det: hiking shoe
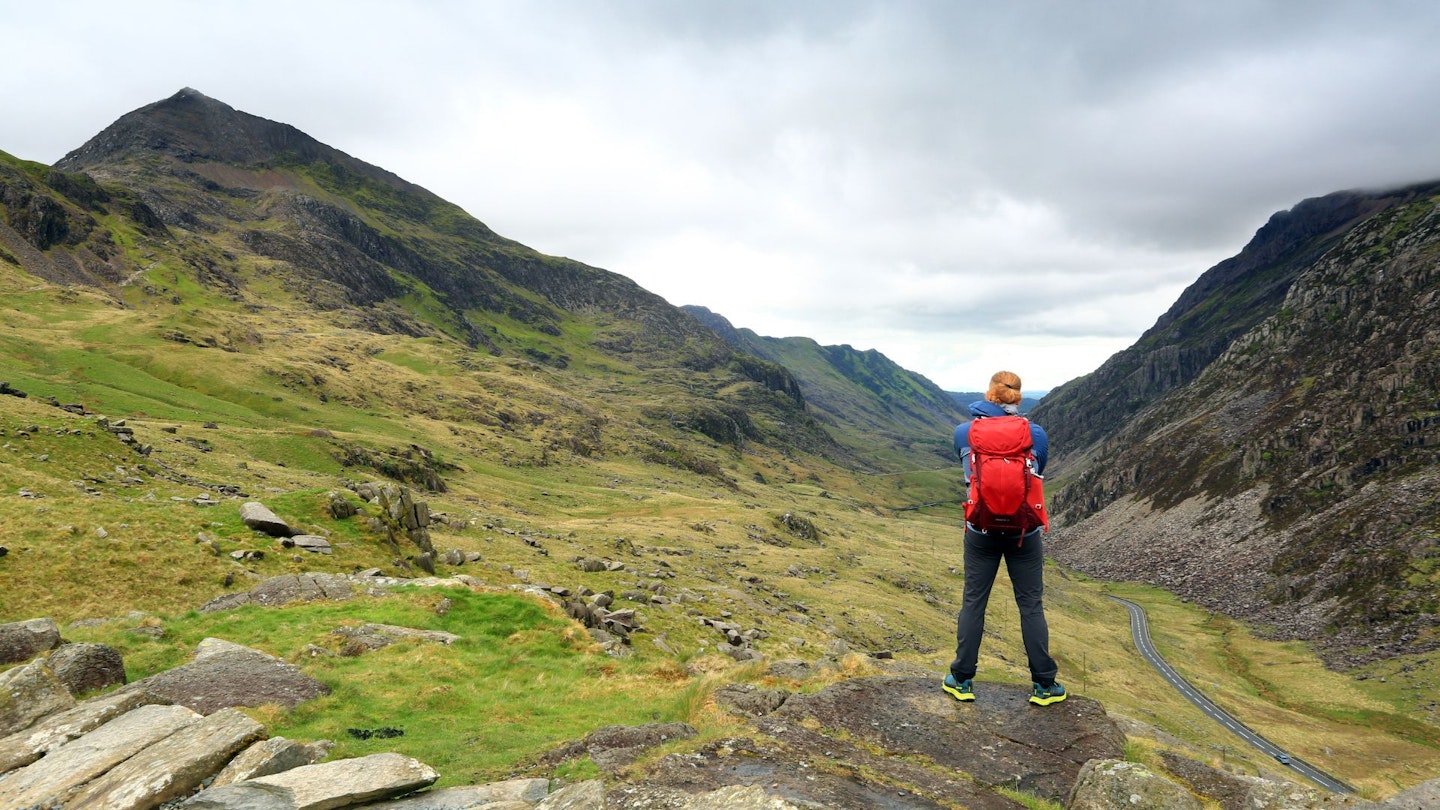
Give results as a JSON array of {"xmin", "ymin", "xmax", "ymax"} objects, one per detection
[
  {"xmin": 942, "ymin": 674, "xmax": 975, "ymax": 702},
  {"xmin": 1029, "ymin": 681, "xmax": 1067, "ymax": 706}
]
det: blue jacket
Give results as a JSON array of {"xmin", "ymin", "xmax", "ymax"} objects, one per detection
[{"xmin": 953, "ymin": 401, "xmax": 1049, "ymax": 482}]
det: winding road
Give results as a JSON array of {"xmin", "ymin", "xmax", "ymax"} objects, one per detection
[{"xmin": 1108, "ymin": 596, "xmax": 1355, "ymax": 794}]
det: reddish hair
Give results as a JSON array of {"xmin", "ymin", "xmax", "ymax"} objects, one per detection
[{"xmin": 985, "ymin": 371, "xmax": 1023, "ymax": 406}]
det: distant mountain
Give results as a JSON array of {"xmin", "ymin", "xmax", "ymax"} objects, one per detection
[
  {"xmin": 1040, "ymin": 181, "xmax": 1440, "ymax": 666},
  {"xmin": 947, "ymin": 391, "xmax": 1044, "ymax": 415},
  {"xmin": 683, "ymin": 306, "xmax": 965, "ymax": 466}
]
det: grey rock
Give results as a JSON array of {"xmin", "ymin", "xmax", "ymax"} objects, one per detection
[
  {"xmin": 199, "ymin": 573, "xmax": 374, "ymax": 613},
  {"xmin": 370, "ymin": 778, "xmax": 550, "ymax": 808},
  {"xmin": 0, "ymin": 658, "xmax": 75, "ymax": 737},
  {"xmin": 0, "ymin": 687, "xmax": 166, "ymax": 774},
  {"xmin": 714, "ymin": 683, "xmax": 790, "ymax": 716},
  {"xmin": 286, "ymin": 534, "xmax": 334, "ymax": 554},
  {"xmin": 0, "ymin": 617, "xmax": 61, "ymax": 665},
  {"xmin": 182, "ymin": 751, "xmax": 439, "ymax": 809},
  {"xmin": 48, "ymin": 641, "xmax": 127, "ymax": 695},
  {"xmin": 535, "ymin": 780, "xmax": 606, "ymax": 810},
  {"xmin": 241, "ymin": 501, "xmax": 293, "ymax": 537},
  {"xmin": 1068, "ymin": 759, "xmax": 1203, "ymax": 810},
  {"xmin": 121, "ymin": 637, "xmax": 329, "ymax": 714},
  {"xmin": 686, "ymin": 784, "xmax": 807, "ymax": 809},
  {"xmin": 328, "ymin": 491, "xmax": 359, "ymax": 519},
  {"xmin": 66, "ymin": 706, "xmax": 266, "ymax": 809},
  {"xmin": 1387, "ymin": 777, "xmax": 1440, "ymax": 809},
  {"xmin": 210, "ymin": 736, "xmax": 329, "ymax": 787},
  {"xmin": 0, "ymin": 703, "xmax": 200, "ymax": 808}
]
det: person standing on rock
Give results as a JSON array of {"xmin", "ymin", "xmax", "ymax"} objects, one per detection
[{"xmin": 943, "ymin": 370, "xmax": 1066, "ymax": 706}]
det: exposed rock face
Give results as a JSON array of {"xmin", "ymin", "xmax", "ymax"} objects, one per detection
[
  {"xmin": 182, "ymin": 751, "xmax": 438, "ymax": 809},
  {"xmin": 1043, "ymin": 185, "xmax": 1440, "ymax": 664}
]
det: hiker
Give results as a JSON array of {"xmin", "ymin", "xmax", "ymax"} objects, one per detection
[{"xmin": 942, "ymin": 370, "xmax": 1066, "ymax": 706}]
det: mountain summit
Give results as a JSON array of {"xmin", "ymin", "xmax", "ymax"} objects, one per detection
[{"xmin": 57, "ymin": 88, "xmax": 419, "ymax": 196}]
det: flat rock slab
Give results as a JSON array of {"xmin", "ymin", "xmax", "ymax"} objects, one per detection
[
  {"xmin": 0, "ymin": 703, "xmax": 200, "ymax": 808},
  {"xmin": 0, "ymin": 687, "xmax": 168, "ymax": 775},
  {"xmin": 369, "ymin": 778, "xmax": 550, "ymax": 808},
  {"xmin": 611, "ymin": 675, "xmax": 1124, "ymax": 809},
  {"xmin": 66, "ymin": 706, "xmax": 266, "ymax": 809},
  {"xmin": 182, "ymin": 751, "xmax": 439, "ymax": 809},
  {"xmin": 121, "ymin": 637, "xmax": 330, "ymax": 714}
]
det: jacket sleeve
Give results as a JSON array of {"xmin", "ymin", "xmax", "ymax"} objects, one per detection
[
  {"xmin": 953, "ymin": 422, "xmax": 973, "ymax": 482},
  {"xmin": 1030, "ymin": 422, "xmax": 1049, "ymax": 475}
]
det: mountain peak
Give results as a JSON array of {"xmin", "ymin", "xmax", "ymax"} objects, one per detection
[{"xmin": 54, "ymin": 89, "xmax": 420, "ymax": 195}]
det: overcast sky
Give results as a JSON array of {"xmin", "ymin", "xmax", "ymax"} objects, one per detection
[{"xmin": 5, "ymin": 1, "xmax": 1440, "ymax": 391}]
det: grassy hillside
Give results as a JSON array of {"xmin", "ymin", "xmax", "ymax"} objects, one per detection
[
  {"xmin": 1, "ymin": 278, "xmax": 1437, "ymax": 797},
  {"xmin": 1, "ymin": 91, "xmax": 1437, "ymax": 800}
]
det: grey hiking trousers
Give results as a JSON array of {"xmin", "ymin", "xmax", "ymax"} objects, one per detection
[{"xmin": 949, "ymin": 525, "xmax": 1058, "ymax": 686}]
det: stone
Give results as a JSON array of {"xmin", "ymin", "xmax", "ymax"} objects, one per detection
[
  {"xmin": 286, "ymin": 534, "xmax": 333, "ymax": 554},
  {"xmin": 370, "ymin": 778, "xmax": 550, "ymax": 808},
  {"xmin": 181, "ymin": 751, "xmax": 439, "ymax": 809},
  {"xmin": 0, "ymin": 659, "xmax": 75, "ymax": 737},
  {"xmin": 0, "ymin": 688, "xmax": 168, "ymax": 774},
  {"xmin": 1387, "ymin": 777, "xmax": 1440, "ymax": 809},
  {"xmin": 534, "ymin": 779, "xmax": 606, "ymax": 810},
  {"xmin": 714, "ymin": 683, "xmax": 790, "ymax": 716},
  {"xmin": 65, "ymin": 706, "xmax": 266, "ymax": 809},
  {"xmin": 1068, "ymin": 759, "xmax": 1203, "ymax": 810},
  {"xmin": 209, "ymin": 736, "xmax": 329, "ymax": 787},
  {"xmin": 0, "ymin": 703, "xmax": 200, "ymax": 808},
  {"xmin": 48, "ymin": 641, "xmax": 127, "ymax": 695},
  {"xmin": 0, "ymin": 617, "xmax": 62, "ymax": 665},
  {"xmin": 687, "ymin": 784, "xmax": 807, "ymax": 809},
  {"xmin": 120, "ymin": 637, "xmax": 329, "ymax": 714},
  {"xmin": 240, "ymin": 501, "xmax": 293, "ymax": 537}
]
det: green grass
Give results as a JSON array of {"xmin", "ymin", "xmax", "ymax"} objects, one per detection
[{"xmin": 63, "ymin": 587, "xmax": 705, "ymax": 786}]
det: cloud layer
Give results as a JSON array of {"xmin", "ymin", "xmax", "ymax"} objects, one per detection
[{"xmin": 5, "ymin": 0, "xmax": 1440, "ymax": 389}]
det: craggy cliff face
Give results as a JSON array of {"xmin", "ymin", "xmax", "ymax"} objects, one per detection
[{"xmin": 1040, "ymin": 185, "xmax": 1440, "ymax": 666}]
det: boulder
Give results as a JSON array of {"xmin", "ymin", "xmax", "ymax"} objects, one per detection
[
  {"xmin": 121, "ymin": 637, "xmax": 329, "ymax": 714},
  {"xmin": 1068, "ymin": 759, "xmax": 1203, "ymax": 810},
  {"xmin": 0, "ymin": 617, "xmax": 61, "ymax": 665},
  {"xmin": 285, "ymin": 534, "xmax": 333, "ymax": 554},
  {"xmin": 240, "ymin": 501, "xmax": 293, "ymax": 537},
  {"xmin": 181, "ymin": 751, "xmax": 439, "ymax": 808},
  {"xmin": 0, "ymin": 659, "xmax": 75, "ymax": 737},
  {"xmin": 48, "ymin": 641, "xmax": 127, "ymax": 695}
]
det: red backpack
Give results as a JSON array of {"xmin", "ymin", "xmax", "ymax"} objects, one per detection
[{"xmin": 964, "ymin": 415, "xmax": 1049, "ymax": 536}]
